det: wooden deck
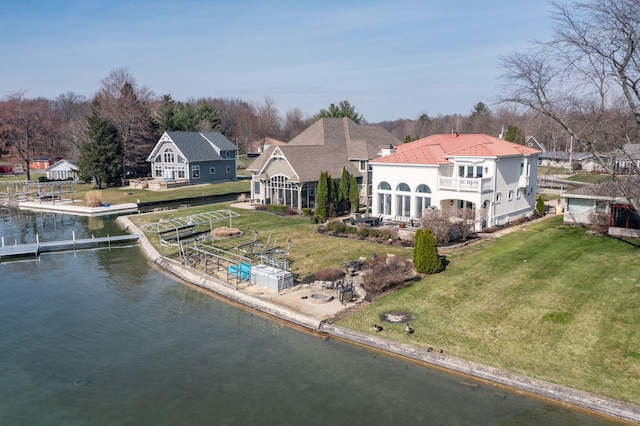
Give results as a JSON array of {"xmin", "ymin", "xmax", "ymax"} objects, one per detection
[{"xmin": 0, "ymin": 234, "xmax": 141, "ymax": 259}]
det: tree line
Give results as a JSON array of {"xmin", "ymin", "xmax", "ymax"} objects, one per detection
[{"xmin": 1, "ymin": 0, "xmax": 638, "ymax": 200}]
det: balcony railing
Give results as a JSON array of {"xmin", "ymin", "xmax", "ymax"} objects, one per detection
[{"xmin": 438, "ymin": 176, "xmax": 493, "ymax": 192}]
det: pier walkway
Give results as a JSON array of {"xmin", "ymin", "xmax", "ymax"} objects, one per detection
[{"xmin": 0, "ymin": 234, "xmax": 141, "ymax": 260}]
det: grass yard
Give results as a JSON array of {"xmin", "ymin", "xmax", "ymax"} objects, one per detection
[
  {"xmin": 71, "ymin": 180, "xmax": 250, "ymax": 206},
  {"xmin": 129, "ymin": 199, "xmax": 640, "ymax": 405},
  {"xmin": 338, "ymin": 216, "xmax": 640, "ymax": 405},
  {"xmin": 129, "ymin": 202, "xmax": 410, "ymax": 281}
]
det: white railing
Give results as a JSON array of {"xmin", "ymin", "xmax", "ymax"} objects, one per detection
[{"xmin": 438, "ymin": 176, "xmax": 492, "ymax": 192}]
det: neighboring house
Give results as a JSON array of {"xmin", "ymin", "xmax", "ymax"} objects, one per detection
[
  {"xmin": 247, "ymin": 137, "xmax": 286, "ymax": 158},
  {"xmin": 30, "ymin": 156, "xmax": 62, "ymax": 170},
  {"xmin": 147, "ymin": 132, "xmax": 238, "ymax": 185},
  {"xmin": 247, "ymin": 117, "xmax": 401, "ymax": 212},
  {"xmin": 563, "ymin": 176, "xmax": 640, "ymax": 238},
  {"xmin": 527, "ymin": 136, "xmax": 604, "ymax": 172},
  {"xmin": 46, "ymin": 159, "xmax": 79, "ymax": 180},
  {"xmin": 611, "ymin": 143, "xmax": 640, "ymax": 172},
  {"xmin": 369, "ymin": 133, "xmax": 541, "ymax": 230}
]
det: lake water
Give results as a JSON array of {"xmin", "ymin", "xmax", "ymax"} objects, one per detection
[{"xmin": 0, "ymin": 209, "xmax": 618, "ymax": 425}]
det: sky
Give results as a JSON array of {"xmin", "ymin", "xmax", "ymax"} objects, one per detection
[{"xmin": 1, "ymin": 0, "xmax": 560, "ymax": 123}]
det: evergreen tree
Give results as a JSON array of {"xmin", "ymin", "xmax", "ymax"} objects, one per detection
[
  {"xmin": 349, "ymin": 175, "xmax": 360, "ymax": 213},
  {"xmin": 315, "ymin": 171, "xmax": 329, "ymax": 221},
  {"xmin": 79, "ymin": 101, "xmax": 123, "ymax": 189},
  {"xmin": 536, "ymin": 196, "xmax": 546, "ymax": 216},
  {"xmin": 413, "ymin": 228, "xmax": 444, "ymax": 274},
  {"xmin": 312, "ymin": 100, "xmax": 364, "ymax": 124},
  {"xmin": 338, "ymin": 167, "xmax": 350, "ymax": 214},
  {"xmin": 504, "ymin": 125, "xmax": 525, "ymax": 144}
]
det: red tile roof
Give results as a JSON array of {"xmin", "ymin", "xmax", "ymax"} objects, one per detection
[{"xmin": 371, "ymin": 133, "xmax": 541, "ymax": 165}]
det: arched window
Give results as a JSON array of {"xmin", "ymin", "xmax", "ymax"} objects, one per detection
[
  {"xmin": 396, "ymin": 183, "xmax": 410, "ymax": 217},
  {"xmin": 377, "ymin": 181, "xmax": 392, "ymax": 215},
  {"xmin": 415, "ymin": 184, "xmax": 432, "ymax": 218}
]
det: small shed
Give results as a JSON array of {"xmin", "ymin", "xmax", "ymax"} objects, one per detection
[{"xmin": 46, "ymin": 159, "xmax": 79, "ymax": 180}]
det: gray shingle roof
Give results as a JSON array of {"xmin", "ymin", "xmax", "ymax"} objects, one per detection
[
  {"xmin": 165, "ymin": 132, "xmax": 237, "ymax": 162},
  {"xmin": 247, "ymin": 118, "xmax": 400, "ymax": 182},
  {"xmin": 567, "ymin": 176, "xmax": 640, "ymax": 200}
]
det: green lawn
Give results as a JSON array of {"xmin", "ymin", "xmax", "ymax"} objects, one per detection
[
  {"xmin": 129, "ymin": 200, "xmax": 640, "ymax": 405},
  {"xmin": 129, "ymin": 203, "xmax": 410, "ymax": 281},
  {"xmin": 338, "ymin": 216, "xmax": 640, "ymax": 405}
]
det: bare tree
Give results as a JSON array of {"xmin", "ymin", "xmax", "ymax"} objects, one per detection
[
  {"xmin": 283, "ymin": 108, "xmax": 310, "ymax": 141},
  {"xmin": 256, "ymin": 96, "xmax": 282, "ymax": 151},
  {"xmin": 0, "ymin": 92, "xmax": 55, "ymax": 180},
  {"xmin": 420, "ymin": 208, "xmax": 452, "ymax": 243},
  {"xmin": 500, "ymin": 0, "xmax": 640, "ymax": 210},
  {"xmin": 54, "ymin": 92, "xmax": 90, "ymax": 158},
  {"xmin": 96, "ymin": 68, "xmax": 156, "ymax": 185}
]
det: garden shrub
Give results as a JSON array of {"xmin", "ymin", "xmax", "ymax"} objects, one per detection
[
  {"xmin": 413, "ymin": 228, "xmax": 444, "ymax": 274},
  {"xmin": 302, "ymin": 208, "xmax": 313, "ymax": 216},
  {"xmin": 267, "ymin": 204, "xmax": 286, "ymax": 213},
  {"xmin": 86, "ymin": 191, "xmax": 102, "ymax": 207},
  {"xmin": 314, "ymin": 267, "xmax": 345, "ymax": 281},
  {"xmin": 536, "ymin": 196, "xmax": 546, "ymax": 216},
  {"xmin": 361, "ymin": 255, "xmax": 416, "ymax": 296}
]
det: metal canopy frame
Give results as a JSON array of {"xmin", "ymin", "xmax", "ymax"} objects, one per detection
[{"xmin": 140, "ymin": 209, "xmax": 240, "ymax": 233}]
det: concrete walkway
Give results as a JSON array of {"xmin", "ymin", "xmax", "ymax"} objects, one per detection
[{"xmin": 116, "ymin": 214, "xmax": 640, "ymax": 424}]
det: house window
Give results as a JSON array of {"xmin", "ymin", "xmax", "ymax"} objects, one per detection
[
  {"xmin": 520, "ymin": 162, "xmax": 524, "ymax": 176},
  {"xmin": 508, "ymin": 190, "xmax": 514, "ymax": 201},
  {"xmin": 210, "ymin": 167, "xmax": 216, "ymax": 174},
  {"xmin": 476, "ymin": 166, "xmax": 483, "ymax": 178},
  {"xmin": 154, "ymin": 166, "xmax": 163, "ymax": 177},
  {"xmin": 226, "ymin": 166, "xmax": 231, "ymax": 173},
  {"xmin": 192, "ymin": 165, "xmax": 200, "ymax": 178},
  {"xmin": 226, "ymin": 151, "xmax": 230, "ymax": 158},
  {"xmin": 396, "ymin": 183, "xmax": 411, "ymax": 217},
  {"xmin": 415, "ymin": 184, "xmax": 431, "ymax": 217},
  {"xmin": 163, "ymin": 148, "xmax": 175, "ymax": 163},
  {"xmin": 516, "ymin": 189, "xmax": 522, "ymax": 199},
  {"xmin": 154, "ymin": 154, "xmax": 161, "ymax": 163},
  {"xmin": 377, "ymin": 181, "xmax": 392, "ymax": 215},
  {"xmin": 496, "ymin": 192, "xmax": 502, "ymax": 203},
  {"xmin": 177, "ymin": 167, "xmax": 185, "ymax": 179},
  {"xmin": 359, "ymin": 160, "xmax": 367, "ymax": 171}
]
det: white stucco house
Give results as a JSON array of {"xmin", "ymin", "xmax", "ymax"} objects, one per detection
[{"xmin": 369, "ymin": 133, "xmax": 541, "ymax": 230}]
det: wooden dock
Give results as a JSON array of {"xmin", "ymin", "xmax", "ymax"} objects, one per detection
[{"xmin": 0, "ymin": 234, "xmax": 141, "ymax": 260}]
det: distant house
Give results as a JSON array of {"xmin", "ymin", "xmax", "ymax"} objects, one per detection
[
  {"xmin": 563, "ymin": 176, "xmax": 640, "ymax": 238},
  {"xmin": 528, "ymin": 136, "xmax": 603, "ymax": 172},
  {"xmin": 247, "ymin": 137, "xmax": 286, "ymax": 158},
  {"xmin": 30, "ymin": 156, "xmax": 62, "ymax": 171},
  {"xmin": 369, "ymin": 133, "xmax": 541, "ymax": 230},
  {"xmin": 247, "ymin": 118, "xmax": 401, "ymax": 211},
  {"xmin": 146, "ymin": 132, "xmax": 238, "ymax": 185},
  {"xmin": 611, "ymin": 143, "xmax": 640, "ymax": 172},
  {"xmin": 46, "ymin": 159, "xmax": 78, "ymax": 180}
]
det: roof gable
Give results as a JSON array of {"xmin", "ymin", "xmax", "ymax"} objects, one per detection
[{"xmin": 149, "ymin": 131, "xmax": 237, "ymax": 163}]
